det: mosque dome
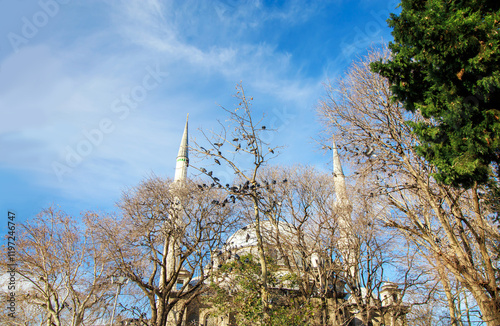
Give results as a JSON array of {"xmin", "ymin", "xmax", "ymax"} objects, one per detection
[
  {"xmin": 223, "ymin": 220, "xmax": 299, "ymax": 251},
  {"xmin": 214, "ymin": 220, "xmax": 323, "ymax": 270}
]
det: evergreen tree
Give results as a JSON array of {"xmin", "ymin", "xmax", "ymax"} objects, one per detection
[{"xmin": 371, "ymin": 0, "xmax": 500, "ymax": 187}]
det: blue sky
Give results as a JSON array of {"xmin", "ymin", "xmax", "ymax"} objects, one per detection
[{"xmin": 0, "ymin": 0, "xmax": 398, "ymax": 228}]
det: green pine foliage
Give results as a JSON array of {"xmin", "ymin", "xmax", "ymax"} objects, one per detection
[{"xmin": 371, "ymin": 0, "xmax": 500, "ymax": 187}]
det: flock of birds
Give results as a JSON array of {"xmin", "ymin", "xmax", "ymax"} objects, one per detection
[
  {"xmin": 198, "ymin": 127, "xmax": 273, "ymax": 158},
  {"xmin": 193, "ymin": 133, "xmax": 289, "ymax": 207},
  {"xmin": 196, "ymin": 179, "xmax": 289, "ymax": 207}
]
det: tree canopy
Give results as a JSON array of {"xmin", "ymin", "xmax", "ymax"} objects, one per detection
[{"xmin": 371, "ymin": 0, "xmax": 500, "ymax": 187}]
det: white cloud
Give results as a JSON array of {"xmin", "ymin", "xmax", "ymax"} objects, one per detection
[
  {"xmin": 0, "ymin": 0, "xmax": 336, "ymax": 206},
  {"xmin": 108, "ymin": 0, "xmax": 320, "ymax": 86}
]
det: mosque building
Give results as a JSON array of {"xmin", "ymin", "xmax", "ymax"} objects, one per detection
[{"xmin": 166, "ymin": 115, "xmax": 408, "ymax": 326}]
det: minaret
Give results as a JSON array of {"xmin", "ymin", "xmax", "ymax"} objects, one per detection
[
  {"xmin": 174, "ymin": 114, "xmax": 189, "ymax": 182},
  {"xmin": 332, "ymin": 136, "xmax": 351, "ymax": 210},
  {"xmin": 332, "ymin": 136, "xmax": 357, "ymax": 282},
  {"xmin": 161, "ymin": 114, "xmax": 189, "ymax": 291}
]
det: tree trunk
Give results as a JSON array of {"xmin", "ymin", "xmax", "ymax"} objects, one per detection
[
  {"xmin": 253, "ymin": 197, "xmax": 269, "ymax": 323},
  {"xmin": 436, "ymin": 262, "xmax": 458, "ymax": 326},
  {"xmin": 476, "ymin": 296, "xmax": 500, "ymax": 326},
  {"xmin": 174, "ymin": 303, "xmax": 186, "ymax": 326},
  {"xmin": 321, "ymin": 296, "xmax": 329, "ymax": 325}
]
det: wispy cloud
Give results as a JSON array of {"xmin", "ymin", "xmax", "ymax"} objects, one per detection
[
  {"xmin": 109, "ymin": 0, "xmax": 324, "ymax": 84},
  {"xmin": 1, "ymin": 0, "xmax": 391, "ymax": 211}
]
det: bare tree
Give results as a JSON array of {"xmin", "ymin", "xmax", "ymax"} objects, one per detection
[
  {"xmin": 0, "ymin": 208, "xmax": 114, "ymax": 326},
  {"xmin": 254, "ymin": 165, "xmax": 335, "ymax": 321},
  {"xmin": 95, "ymin": 175, "xmax": 236, "ymax": 326},
  {"xmin": 306, "ymin": 171, "xmax": 419, "ymax": 326},
  {"xmin": 203, "ymin": 164, "xmax": 333, "ymax": 325},
  {"xmin": 245, "ymin": 164, "xmax": 415, "ymax": 326},
  {"xmin": 317, "ymin": 47, "xmax": 500, "ymax": 325},
  {"xmin": 191, "ymin": 83, "xmax": 281, "ymax": 321},
  {"xmin": 428, "ymin": 258, "xmax": 483, "ymax": 326}
]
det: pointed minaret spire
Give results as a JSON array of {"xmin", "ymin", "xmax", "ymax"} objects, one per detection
[
  {"xmin": 332, "ymin": 135, "xmax": 357, "ymax": 282},
  {"xmin": 332, "ymin": 136, "xmax": 350, "ymax": 208},
  {"xmin": 174, "ymin": 114, "xmax": 189, "ymax": 182},
  {"xmin": 162, "ymin": 114, "xmax": 189, "ymax": 290}
]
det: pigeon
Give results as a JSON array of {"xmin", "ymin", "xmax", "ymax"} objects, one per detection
[{"xmin": 363, "ymin": 145, "xmax": 375, "ymax": 157}]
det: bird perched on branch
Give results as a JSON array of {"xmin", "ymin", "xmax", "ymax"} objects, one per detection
[{"xmin": 363, "ymin": 145, "xmax": 375, "ymax": 158}]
